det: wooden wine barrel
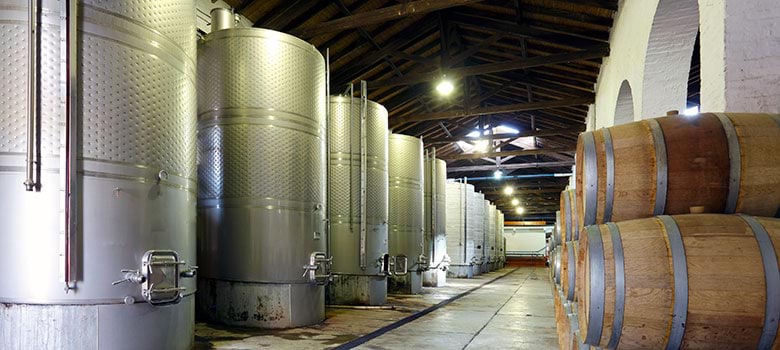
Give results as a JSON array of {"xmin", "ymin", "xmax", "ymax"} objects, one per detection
[
  {"xmin": 555, "ymin": 289, "xmax": 573, "ymax": 349},
  {"xmin": 576, "ymin": 214, "xmax": 780, "ymax": 349},
  {"xmin": 560, "ymin": 240, "xmax": 578, "ymax": 301},
  {"xmin": 561, "ymin": 189, "xmax": 581, "ymax": 241},
  {"xmin": 575, "ymin": 113, "xmax": 780, "ymax": 227}
]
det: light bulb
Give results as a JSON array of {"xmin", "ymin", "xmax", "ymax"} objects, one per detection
[
  {"xmin": 435, "ymin": 79, "xmax": 454, "ymax": 96},
  {"xmin": 503, "ymin": 186, "xmax": 513, "ymax": 195}
]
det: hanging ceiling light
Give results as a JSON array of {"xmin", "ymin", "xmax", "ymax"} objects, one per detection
[
  {"xmin": 511, "ymin": 198, "xmax": 519, "ymax": 206},
  {"xmin": 516, "ymin": 207, "xmax": 525, "ymax": 215},
  {"xmin": 503, "ymin": 185, "xmax": 513, "ymax": 195},
  {"xmin": 494, "ymin": 169, "xmax": 503, "ymax": 179},
  {"xmin": 435, "ymin": 77, "xmax": 454, "ymax": 96}
]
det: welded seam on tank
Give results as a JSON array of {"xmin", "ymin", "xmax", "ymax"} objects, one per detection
[
  {"xmin": 198, "ymin": 197, "xmax": 319, "ymax": 211},
  {"xmin": 198, "ymin": 111, "xmax": 321, "ymax": 137},
  {"xmin": 332, "ymin": 268, "xmax": 521, "ymax": 350},
  {"xmin": 388, "ymin": 177, "xmax": 422, "ymax": 188},
  {"xmin": 658, "ymin": 215, "xmax": 688, "ymax": 350},
  {"xmin": 583, "ymin": 132, "xmax": 598, "ymax": 226},
  {"xmin": 739, "ymin": 215, "xmax": 780, "ymax": 349},
  {"xmin": 0, "ymin": 5, "xmax": 59, "ymax": 25},
  {"xmin": 0, "ymin": 154, "xmax": 61, "ymax": 173},
  {"xmin": 603, "ymin": 129, "xmax": 615, "ymax": 223},
  {"xmin": 606, "ymin": 222, "xmax": 625, "ymax": 349},
  {"xmin": 567, "ymin": 241, "xmax": 576, "ymax": 301},
  {"xmin": 714, "ymin": 113, "xmax": 741, "ymax": 213},
  {"xmin": 81, "ymin": 4, "xmax": 195, "ymax": 64},
  {"xmin": 203, "ymin": 28, "xmax": 324, "ymax": 58},
  {"xmin": 647, "ymin": 119, "xmax": 668, "ymax": 216},
  {"xmin": 80, "ymin": 6, "xmax": 196, "ymax": 80},
  {"xmin": 0, "ymin": 291, "xmax": 195, "ymax": 306},
  {"xmin": 585, "ymin": 225, "xmax": 606, "ymax": 346},
  {"xmin": 80, "ymin": 158, "xmax": 196, "ymax": 183}
]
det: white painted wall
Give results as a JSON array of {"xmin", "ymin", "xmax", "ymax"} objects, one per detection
[
  {"xmin": 503, "ymin": 226, "xmax": 549, "ymax": 255},
  {"xmin": 591, "ymin": 0, "xmax": 780, "ymax": 129}
]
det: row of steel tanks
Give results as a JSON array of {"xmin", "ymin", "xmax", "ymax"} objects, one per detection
[
  {"xmin": 0, "ymin": 3, "xmax": 492, "ymax": 347},
  {"xmin": 444, "ymin": 182, "xmax": 506, "ymax": 278}
]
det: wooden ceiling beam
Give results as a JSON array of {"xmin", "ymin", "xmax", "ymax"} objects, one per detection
[
  {"xmin": 447, "ymin": 160, "xmax": 574, "ymax": 173},
  {"xmin": 369, "ymin": 45, "xmax": 609, "ymax": 89},
  {"xmin": 424, "ymin": 126, "xmax": 583, "ymax": 145},
  {"xmin": 332, "ymin": 19, "xmax": 438, "ymax": 87},
  {"xmin": 441, "ymin": 147, "xmax": 575, "ymax": 160},
  {"xmin": 392, "ymin": 96, "xmax": 593, "ymax": 125},
  {"xmin": 291, "ymin": 0, "xmax": 483, "ymax": 38}
]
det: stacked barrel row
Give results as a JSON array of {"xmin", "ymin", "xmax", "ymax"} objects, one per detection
[{"xmin": 551, "ymin": 112, "xmax": 780, "ymax": 349}]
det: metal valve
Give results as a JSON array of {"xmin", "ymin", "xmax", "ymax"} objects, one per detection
[
  {"xmin": 180, "ymin": 265, "xmax": 198, "ymax": 278},
  {"xmin": 156, "ymin": 170, "xmax": 169, "ymax": 185},
  {"xmin": 112, "ymin": 269, "xmax": 146, "ymax": 285}
]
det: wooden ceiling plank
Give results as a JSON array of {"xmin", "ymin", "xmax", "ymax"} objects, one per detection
[{"xmin": 291, "ymin": 0, "xmax": 484, "ymax": 38}]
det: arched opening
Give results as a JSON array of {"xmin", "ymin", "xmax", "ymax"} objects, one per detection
[
  {"xmin": 641, "ymin": 0, "xmax": 700, "ymax": 117},
  {"xmin": 614, "ymin": 80, "xmax": 634, "ymax": 125},
  {"xmin": 684, "ymin": 31, "xmax": 701, "ymax": 115}
]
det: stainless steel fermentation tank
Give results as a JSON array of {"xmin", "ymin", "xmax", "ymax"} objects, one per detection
[
  {"xmin": 326, "ymin": 95, "xmax": 389, "ymax": 305},
  {"xmin": 422, "ymin": 155, "xmax": 447, "ymax": 287},
  {"xmin": 485, "ymin": 202, "xmax": 497, "ymax": 272},
  {"xmin": 498, "ymin": 211, "xmax": 506, "ymax": 268},
  {"xmin": 469, "ymin": 191, "xmax": 485, "ymax": 276},
  {"xmin": 196, "ymin": 15, "xmax": 328, "ymax": 328},
  {"xmin": 387, "ymin": 133, "xmax": 424, "ymax": 294},
  {"xmin": 0, "ymin": 1, "xmax": 198, "ymax": 349},
  {"xmin": 445, "ymin": 182, "xmax": 475, "ymax": 278}
]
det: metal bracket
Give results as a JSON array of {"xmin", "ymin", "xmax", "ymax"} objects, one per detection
[
  {"xmin": 377, "ymin": 253, "xmax": 391, "ymax": 276},
  {"xmin": 112, "ymin": 250, "xmax": 196, "ymax": 306},
  {"xmin": 302, "ymin": 251, "xmax": 332, "ymax": 285}
]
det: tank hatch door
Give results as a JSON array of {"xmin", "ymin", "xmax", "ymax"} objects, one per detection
[
  {"xmin": 302, "ymin": 252, "xmax": 332, "ymax": 285},
  {"xmin": 391, "ymin": 255, "xmax": 408, "ymax": 276},
  {"xmin": 113, "ymin": 250, "xmax": 197, "ymax": 306}
]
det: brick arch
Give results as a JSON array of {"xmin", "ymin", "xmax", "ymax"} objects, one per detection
[
  {"xmin": 614, "ymin": 80, "xmax": 634, "ymax": 125},
  {"xmin": 641, "ymin": 0, "xmax": 699, "ymax": 118}
]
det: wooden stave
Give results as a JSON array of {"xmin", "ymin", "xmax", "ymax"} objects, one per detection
[
  {"xmin": 576, "ymin": 214, "xmax": 780, "ymax": 349},
  {"xmin": 575, "ymin": 113, "xmax": 780, "ymax": 228}
]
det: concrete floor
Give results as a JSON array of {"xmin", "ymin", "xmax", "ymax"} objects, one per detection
[{"xmin": 195, "ymin": 267, "xmax": 557, "ymax": 349}]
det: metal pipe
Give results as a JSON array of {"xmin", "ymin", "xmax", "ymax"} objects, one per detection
[
  {"xmin": 325, "ymin": 48, "xmax": 331, "ymax": 259},
  {"xmin": 462, "ymin": 179, "xmax": 467, "ymax": 264},
  {"xmin": 359, "ymin": 80, "xmax": 367, "ymax": 270},
  {"xmin": 62, "ymin": 0, "xmax": 78, "ymax": 291},
  {"xmin": 430, "ymin": 147, "xmax": 436, "ymax": 266},
  {"xmin": 24, "ymin": 0, "xmax": 40, "ymax": 192},
  {"xmin": 210, "ymin": 8, "xmax": 234, "ymax": 31}
]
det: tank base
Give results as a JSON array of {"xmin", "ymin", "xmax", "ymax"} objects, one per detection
[
  {"xmin": 446, "ymin": 265, "xmax": 473, "ymax": 278},
  {"xmin": 0, "ymin": 295, "xmax": 194, "ymax": 350},
  {"xmin": 326, "ymin": 274, "xmax": 387, "ymax": 306},
  {"xmin": 471, "ymin": 264, "xmax": 482, "ymax": 276},
  {"xmin": 481, "ymin": 263, "xmax": 490, "ymax": 273},
  {"xmin": 388, "ymin": 272, "xmax": 422, "ymax": 294},
  {"xmin": 422, "ymin": 269, "xmax": 446, "ymax": 287},
  {"xmin": 197, "ymin": 278, "xmax": 324, "ymax": 329}
]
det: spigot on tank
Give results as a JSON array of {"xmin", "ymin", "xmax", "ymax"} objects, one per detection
[{"xmin": 111, "ymin": 269, "xmax": 146, "ymax": 285}]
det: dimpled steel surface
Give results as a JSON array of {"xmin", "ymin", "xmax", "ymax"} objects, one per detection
[
  {"xmin": 0, "ymin": 1, "xmax": 197, "ymax": 349},
  {"xmin": 196, "ymin": 27, "xmax": 326, "ymax": 328},
  {"xmin": 328, "ymin": 96, "xmax": 389, "ymax": 275}
]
